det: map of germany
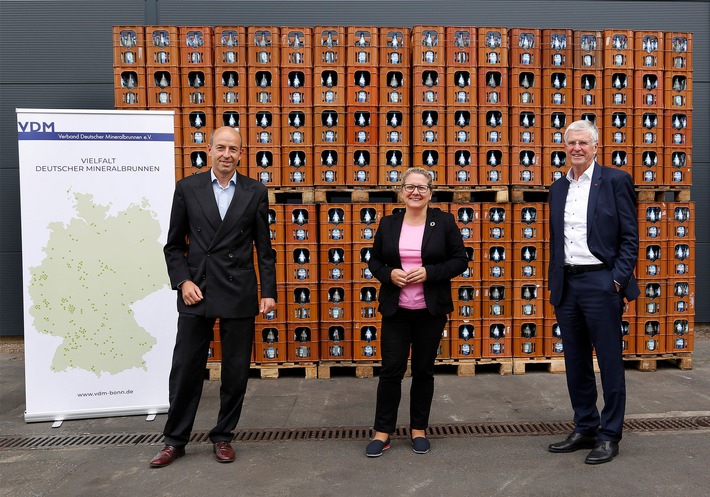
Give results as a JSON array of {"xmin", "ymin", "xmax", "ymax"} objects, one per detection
[{"xmin": 28, "ymin": 192, "xmax": 166, "ymax": 376}]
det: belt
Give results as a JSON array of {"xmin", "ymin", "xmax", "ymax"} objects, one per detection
[{"xmin": 564, "ymin": 263, "xmax": 606, "ymax": 275}]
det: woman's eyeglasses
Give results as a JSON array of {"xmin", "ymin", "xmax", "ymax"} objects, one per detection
[{"xmin": 402, "ymin": 184, "xmax": 430, "ymax": 194}]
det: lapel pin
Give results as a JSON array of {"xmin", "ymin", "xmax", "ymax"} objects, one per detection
[{"xmin": 430, "ymin": 221, "xmax": 435, "ymax": 226}]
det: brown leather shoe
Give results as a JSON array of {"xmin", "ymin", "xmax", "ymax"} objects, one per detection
[
  {"xmin": 213, "ymin": 441, "xmax": 236, "ymax": 463},
  {"xmin": 150, "ymin": 445, "xmax": 185, "ymax": 468}
]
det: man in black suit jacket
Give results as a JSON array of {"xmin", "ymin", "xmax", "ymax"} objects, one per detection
[
  {"xmin": 150, "ymin": 126, "xmax": 276, "ymax": 467},
  {"xmin": 547, "ymin": 120, "xmax": 639, "ymax": 465}
]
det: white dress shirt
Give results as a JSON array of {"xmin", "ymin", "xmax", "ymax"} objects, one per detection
[{"xmin": 563, "ymin": 162, "xmax": 603, "ymax": 266}]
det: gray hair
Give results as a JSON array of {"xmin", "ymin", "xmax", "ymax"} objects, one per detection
[{"xmin": 564, "ymin": 119, "xmax": 599, "ymax": 144}]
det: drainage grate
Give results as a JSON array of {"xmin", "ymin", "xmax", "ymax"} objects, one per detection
[{"xmin": 1, "ymin": 416, "xmax": 708, "ymax": 450}]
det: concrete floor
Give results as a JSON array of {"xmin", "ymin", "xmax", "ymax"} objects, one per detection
[{"xmin": 1, "ymin": 337, "xmax": 709, "ymax": 497}]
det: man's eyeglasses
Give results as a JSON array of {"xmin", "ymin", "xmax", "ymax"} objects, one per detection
[
  {"xmin": 565, "ymin": 140, "xmax": 593, "ymax": 147},
  {"xmin": 402, "ymin": 184, "xmax": 430, "ymax": 194}
]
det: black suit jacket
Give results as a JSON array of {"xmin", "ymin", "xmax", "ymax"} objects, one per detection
[
  {"xmin": 369, "ymin": 207, "xmax": 468, "ymax": 318},
  {"xmin": 548, "ymin": 163, "xmax": 640, "ymax": 306},
  {"xmin": 164, "ymin": 171, "xmax": 276, "ymax": 318}
]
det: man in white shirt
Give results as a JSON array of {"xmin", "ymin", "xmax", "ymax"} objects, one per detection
[
  {"xmin": 547, "ymin": 120, "xmax": 639, "ymax": 464},
  {"xmin": 151, "ymin": 127, "xmax": 276, "ymax": 468}
]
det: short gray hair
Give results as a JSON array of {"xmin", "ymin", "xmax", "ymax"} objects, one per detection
[{"xmin": 564, "ymin": 119, "xmax": 599, "ymax": 144}]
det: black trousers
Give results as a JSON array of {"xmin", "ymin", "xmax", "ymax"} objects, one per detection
[
  {"xmin": 374, "ymin": 308, "xmax": 447, "ymax": 434},
  {"xmin": 554, "ymin": 268, "xmax": 626, "ymax": 442},
  {"xmin": 163, "ymin": 314, "xmax": 254, "ymax": 447}
]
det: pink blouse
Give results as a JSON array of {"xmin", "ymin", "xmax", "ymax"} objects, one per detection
[{"xmin": 398, "ymin": 221, "xmax": 426, "ymax": 309}]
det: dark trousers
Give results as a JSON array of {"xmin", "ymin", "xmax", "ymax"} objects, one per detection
[
  {"xmin": 163, "ymin": 314, "xmax": 254, "ymax": 447},
  {"xmin": 554, "ymin": 269, "xmax": 626, "ymax": 442},
  {"xmin": 374, "ymin": 308, "xmax": 446, "ymax": 434}
]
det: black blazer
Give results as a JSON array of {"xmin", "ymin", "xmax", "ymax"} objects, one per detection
[
  {"xmin": 548, "ymin": 163, "xmax": 640, "ymax": 306},
  {"xmin": 164, "ymin": 171, "xmax": 276, "ymax": 318},
  {"xmin": 368, "ymin": 207, "xmax": 468, "ymax": 317}
]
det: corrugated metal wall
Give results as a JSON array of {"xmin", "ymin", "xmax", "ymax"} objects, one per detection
[{"xmin": 0, "ymin": 0, "xmax": 708, "ymax": 335}]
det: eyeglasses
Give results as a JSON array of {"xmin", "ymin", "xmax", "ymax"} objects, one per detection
[
  {"xmin": 402, "ymin": 184, "xmax": 431, "ymax": 194},
  {"xmin": 565, "ymin": 140, "xmax": 594, "ymax": 147}
]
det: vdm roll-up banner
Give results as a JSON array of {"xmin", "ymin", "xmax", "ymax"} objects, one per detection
[{"xmin": 17, "ymin": 109, "xmax": 178, "ymax": 423}]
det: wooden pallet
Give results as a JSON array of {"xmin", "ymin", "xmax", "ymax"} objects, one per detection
[
  {"xmin": 436, "ymin": 186, "xmax": 509, "ymax": 204},
  {"xmin": 206, "ymin": 361, "xmax": 318, "ymax": 380},
  {"xmin": 317, "ymin": 361, "xmax": 382, "ymax": 379},
  {"xmin": 510, "ymin": 185, "xmax": 549, "ymax": 204},
  {"xmin": 636, "ymin": 187, "xmax": 691, "ymax": 202},
  {"xmin": 434, "ymin": 358, "xmax": 513, "ymax": 376},
  {"xmin": 624, "ymin": 353, "xmax": 692, "ymax": 372},
  {"xmin": 268, "ymin": 187, "xmax": 315, "ymax": 205},
  {"xmin": 512, "ymin": 356, "xmax": 574, "ymax": 375},
  {"xmin": 314, "ymin": 187, "xmax": 398, "ymax": 204}
]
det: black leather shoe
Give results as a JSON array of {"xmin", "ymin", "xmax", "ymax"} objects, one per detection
[
  {"xmin": 585, "ymin": 440, "xmax": 619, "ymax": 464},
  {"xmin": 548, "ymin": 432, "xmax": 598, "ymax": 453}
]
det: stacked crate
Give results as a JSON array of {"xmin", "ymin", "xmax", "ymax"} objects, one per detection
[
  {"xmin": 543, "ymin": 30, "xmax": 604, "ymax": 180},
  {"xmin": 478, "ymin": 27, "xmax": 509, "ymax": 185},
  {"xmin": 666, "ymin": 203, "xmax": 695, "ymax": 352},
  {"xmin": 319, "ymin": 204, "xmax": 353, "ymax": 361},
  {"xmin": 664, "ymin": 33, "xmax": 693, "ymax": 185},
  {"xmin": 539, "ymin": 29, "xmax": 571, "ymax": 185},
  {"xmin": 112, "ymin": 25, "xmax": 696, "ymax": 369},
  {"xmin": 346, "ymin": 27, "xmax": 379, "ymax": 185},
  {"xmin": 144, "ymin": 27, "xmax": 185, "ymax": 176},
  {"xmin": 281, "ymin": 27, "xmax": 314, "ymax": 187},
  {"xmin": 214, "ymin": 26, "xmax": 248, "ymax": 171},
  {"xmin": 285, "ymin": 204, "xmax": 319, "ymax": 362},
  {"xmin": 543, "ymin": 30, "xmax": 574, "ymax": 187},
  {"xmin": 633, "ymin": 31, "xmax": 664, "ymax": 187},
  {"xmin": 449, "ymin": 204, "xmax": 481, "ymax": 358},
  {"xmin": 378, "ymin": 27, "xmax": 411, "ymax": 185},
  {"xmin": 480, "ymin": 203, "xmax": 512, "ymax": 357},
  {"xmin": 253, "ymin": 205, "xmax": 284, "ymax": 363},
  {"xmin": 509, "ymin": 28, "xmax": 541, "ymax": 186},
  {"xmin": 264, "ymin": 205, "xmax": 317, "ymax": 363},
  {"xmin": 445, "ymin": 27, "xmax": 477, "ymax": 186},
  {"xmin": 314, "ymin": 26, "xmax": 347, "ymax": 185},
  {"xmin": 145, "ymin": 26, "xmax": 181, "ymax": 109},
  {"xmin": 511, "ymin": 203, "xmax": 545, "ymax": 357},
  {"xmin": 572, "ymin": 30, "xmax": 610, "ymax": 172},
  {"xmin": 633, "ymin": 204, "xmax": 696, "ymax": 354},
  {"xmin": 352, "ymin": 204, "xmax": 384, "ymax": 359},
  {"xmin": 602, "ymin": 30, "xmax": 635, "ymax": 180},
  {"xmin": 180, "ymin": 26, "xmax": 214, "ymax": 180},
  {"xmin": 113, "ymin": 26, "xmax": 147, "ymax": 109},
  {"xmin": 352, "ymin": 205, "xmax": 381, "ymax": 360},
  {"xmin": 412, "ymin": 26, "xmax": 446, "ymax": 181},
  {"xmin": 247, "ymin": 26, "xmax": 281, "ymax": 186},
  {"xmin": 572, "ymin": 30, "xmax": 603, "ymax": 128},
  {"xmin": 540, "ymin": 204, "xmax": 561, "ymax": 356},
  {"xmin": 636, "ymin": 202, "xmax": 667, "ymax": 353}
]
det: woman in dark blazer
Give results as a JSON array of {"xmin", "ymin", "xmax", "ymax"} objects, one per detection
[{"xmin": 366, "ymin": 167, "xmax": 468, "ymax": 457}]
